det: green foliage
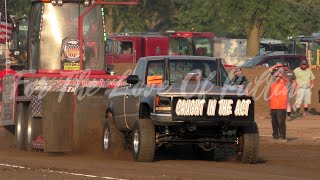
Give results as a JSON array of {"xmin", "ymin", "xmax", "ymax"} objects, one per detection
[
  {"xmin": 5, "ymin": 0, "xmax": 320, "ymax": 40},
  {"xmin": 225, "ymin": 0, "xmax": 320, "ymax": 40},
  {"xmin": 5, "ymin": 0, "xmax": 30, "ymax": 18}
]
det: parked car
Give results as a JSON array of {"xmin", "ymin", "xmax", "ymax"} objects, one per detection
[{"xmin": 241, "ymin": 54, "xmax": 307, "ymax": 70}]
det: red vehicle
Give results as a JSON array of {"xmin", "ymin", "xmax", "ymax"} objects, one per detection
[
  {"xmin": 106, "ymin": 31, "xmax": 214, "ymax": 64},
  {"xmin": 0, "ymin": 0, "xmax": 138, "ymax": 153}
]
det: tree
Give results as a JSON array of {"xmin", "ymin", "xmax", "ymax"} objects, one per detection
[
  {"xmin": 225, "ymin": 0, "xmax": 320, "ymax": 58},
  {"xmin": 104, "ymin": 0, "xmax": 174, "ymax": 33},
  {"xmin": 171, "ymin": 0, "xmax": 231, "ymax": 36},
  {"xmin": 5, "ymin": 0, "xmax": 30, "ymax": 18}
]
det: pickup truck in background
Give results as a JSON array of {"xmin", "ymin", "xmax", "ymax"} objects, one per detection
[{"xmin": 103, "ymin": 55, "xmax": 259, "ymax": 163}]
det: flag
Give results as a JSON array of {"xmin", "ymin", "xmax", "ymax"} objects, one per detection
[{"xmin": 0, "ymin": 4, "xmax": 13, "ymax": 43}]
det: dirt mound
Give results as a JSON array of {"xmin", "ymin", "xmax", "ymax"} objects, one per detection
[{"xmin": 242, "ymin": 67, "xmax": 320, "ymax": 118}]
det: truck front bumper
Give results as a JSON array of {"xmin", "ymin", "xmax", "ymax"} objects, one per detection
[{"xmin": 151, "ymin": 113, "xmax": 252, "ymax": 127}]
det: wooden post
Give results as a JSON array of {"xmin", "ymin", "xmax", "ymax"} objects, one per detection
[{"xmin": 308, "ymin": 50, "xmax": 312, "ymax": 66}]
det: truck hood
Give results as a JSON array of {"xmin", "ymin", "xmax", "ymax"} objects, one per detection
[{"xmin": 156, "ymin": 80, "xmax": 246, "ymax": 97}]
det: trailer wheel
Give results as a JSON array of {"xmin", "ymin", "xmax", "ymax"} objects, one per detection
[
  {"xmin": 132, "ymin": 119, "xmax": 155, "ymax": 162},
  {"xmin": 237, "ymin": 122, "xmax": 259, "ymax": 164},
  {"xmin": 15, "ymin": 103, "xmax": 28, "ymax": 150},
  {"xmin": 102, "ymin": 113, "xmax": 124, "ymax": 156},
  {"xmin": 26, "ymin": 106, "xmax": 42, "ymax": 151}
]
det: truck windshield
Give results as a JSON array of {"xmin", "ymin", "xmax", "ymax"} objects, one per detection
[
  {"xmin": 169, "ymin": 37, "xmax": 193, "ymax": 55},
  {"xmin": 241, "ymin": 56, "xmax": 265, "ymax": 68},
  {"xmin": 169, "ymin": 60, "xmax": 228, "ymax": 84},
  {"xmin": 169, "ymin": 37, "xmax": 213, "ymax": 57},
  {"xmin": 29, "ymin": 3, "xmax": 105, "ymax": 71},
  {"xmin": 194, "ymin": 38, "xmax": 213, "ymax": 56}
]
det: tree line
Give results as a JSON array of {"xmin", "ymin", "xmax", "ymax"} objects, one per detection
[{"xmin": 5, "ymin": 0, "xmax": 320, "ymax": 58}]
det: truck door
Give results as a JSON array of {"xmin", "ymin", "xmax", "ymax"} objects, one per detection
[{"xmin": 124, "ymin": 60, "xmax": 146, "ymax": 128}]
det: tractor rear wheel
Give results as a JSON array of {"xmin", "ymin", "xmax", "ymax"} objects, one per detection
[
  {"xmin": 26, "ymin": 106, "xmax": 42, "ymax": 151},
  {"xmin": 15, "ymin": 103, "xmax": 28, "ymax": 150}
]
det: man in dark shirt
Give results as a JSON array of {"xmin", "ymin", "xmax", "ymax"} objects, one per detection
[
  {"xmin": 230, "ymin": 67, "xmax": 249, "ymax": 95},
  {"xmin": 282, "ymin": 62, "xmax": 296, "ymax": 118}
]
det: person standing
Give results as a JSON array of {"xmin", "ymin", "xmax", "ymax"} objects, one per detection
[
  {"xmin": 282, "ymin": 62, "xmax": 296, "ymax": 118},
  {"xmin": 268, "ymin": 63, "xmax": 289, "ymax": 142},
  {"xmin": 293, "ymin": 60, "xmax": 315, "ymax": 116},
  {"xmin": 0, "ymin": 60, "xmax": 16, "ymax": 78}
]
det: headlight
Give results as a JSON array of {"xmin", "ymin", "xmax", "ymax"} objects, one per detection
[{"xmin": 155, "ymin": 96, "xmax": 171, "ymax": 112}]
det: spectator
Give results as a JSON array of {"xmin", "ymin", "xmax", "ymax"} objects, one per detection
[
  {"xmin": 268, "ymin": 63, "xmax": 289, "ymax": 142},
  {"xmin": 293, "ymin": 60, "xmax": 315, "ymax": 116},
  {"xmin": 0, "ymin": 60, "xmax": 16, "ymax": 78},
  {"xmin": 230, "ymin": 67, "xmax": 249, "ymax": 94},
  {"xmin": 282, "ymin": 62, "xmax": 296, "ymax": 118}
]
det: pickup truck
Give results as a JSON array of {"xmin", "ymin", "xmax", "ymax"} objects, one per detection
[{"xmin": 103, "ymin": 56, "xmax": 259, "ymax": 163}]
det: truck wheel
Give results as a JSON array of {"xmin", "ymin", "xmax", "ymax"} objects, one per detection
[
  {"xmin": 102, "ymin": 113, "xmax": 124, "ymax": 156},
  {"xmin": 26, "ymin": 106, "xmax": 42, "ymax": 151},
  {"xmin": 237, "ymin": 122, "xmax": 259, "ymax": 164},
  {"xmin": 15, "ymin": 103, "xmax": 28, "ymax": 150},
  {"xmin": 132, "ymin": 119, "xmax": 155, "ymax": 162}
]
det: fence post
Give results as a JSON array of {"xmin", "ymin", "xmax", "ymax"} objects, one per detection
[{"xmin": 317, "ymin": 49, "xmax": 320, "ymax": 69}]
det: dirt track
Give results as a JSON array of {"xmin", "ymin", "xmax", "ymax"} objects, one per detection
[
  {"xmin": 1, "ymin": 114, "xmax": 320, "ymax": 180},
  {"xmin": 0, "ymin": 66, "xmax": 320, "ymax": 179}
]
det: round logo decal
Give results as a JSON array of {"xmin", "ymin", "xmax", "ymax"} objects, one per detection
[{"xmin": 61, "ymin": 37, "xmax": 85, "ymax": 62}]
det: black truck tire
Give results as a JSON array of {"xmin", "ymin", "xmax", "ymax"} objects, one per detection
[
  {"xmin": 26, "ymin": 106, "xmax": 42, "ymax": 151},
  {"xmin": 238, "ymin": 122, "xmax": 259, "ymax": 164},
  {"xmin": 102, "ymin": 113, "xmax": 124, "ymax": 156},
  {"xmin": 15, "ymin": 103, "xmax": 28, "ymax": 150},
  {"xmin": 132, "ymin": 118, "xmax": 155, "ymax": 162}
]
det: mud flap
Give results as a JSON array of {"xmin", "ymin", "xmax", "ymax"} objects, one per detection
[
  {"xmin": 73, "ymin": 95, "xmax": 107, "ymax": 153},
  {"xmin": 42, "ymin": 92, "xmax": 74, "ymax": 152}
]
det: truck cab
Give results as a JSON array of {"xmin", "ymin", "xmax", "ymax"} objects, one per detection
[
  {"xmin": 106, "ymin": 35, "xmax": 169, "ymax": 64},
  {"xmin": 29, "ymin": 0, "xmax": 106, "ymax": 72},
  {"xmin": 106, "ymin": 31, "xmax": 214, "ymax": 64}
]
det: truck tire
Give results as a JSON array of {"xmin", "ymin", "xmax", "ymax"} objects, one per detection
[
  {"xmin": 15, "ymin": 103, "xmax": 28, "ymax": 150},
  {"xmin": 132, "ymin": 118, "xmax": 155, "ymax": 162},
  {"xmin": 102, "ymin": 113, "xmax": 124, "ymax": 156},
  {"xmin": 237, "ymin": 122, "xmax": 259, "ymax": 164},
  {"xmin": 26, "ymin": 106, "xmax": 42, "ymax": 151}
]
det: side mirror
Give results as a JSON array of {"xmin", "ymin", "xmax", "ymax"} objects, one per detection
[
  {"xmin": 127, "ymin": 75, "xmax": 139, "ymax": 84},
  {"xmin": 261, "ymin": 63, "xmax": 269, "ymax": 67}
]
